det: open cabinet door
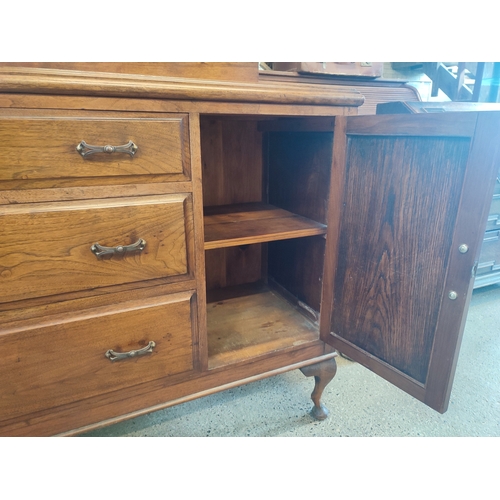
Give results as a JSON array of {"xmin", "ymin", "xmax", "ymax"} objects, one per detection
[{"xmin": 320, "ymin": 112, "xmax": 500, "ymax": 412}]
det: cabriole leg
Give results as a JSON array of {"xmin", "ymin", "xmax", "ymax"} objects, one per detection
[{"xmin": 300, "ymin": 356, "xmax": 337, "ymax": 420}]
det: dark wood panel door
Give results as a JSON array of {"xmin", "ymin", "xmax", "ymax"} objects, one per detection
[{"xmin": 321, "ymin": 112, "xmax": 500, "ymax": 412}]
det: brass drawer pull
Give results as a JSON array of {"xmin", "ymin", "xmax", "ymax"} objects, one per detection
[
  {"xmin": 91, "ymin": 238, "xmax": 146, "ymax": 259},
  {"xmin": 105, "ymin": 341, "xmax": 156, "ymax": 362},
  {"xmin": 76, "ymin": 140, "xmax": 138, "ymax": 157}
]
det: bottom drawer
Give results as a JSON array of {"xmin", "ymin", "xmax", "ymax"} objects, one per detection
[{"xmin": 0, "ymin": 291, "xmax": 194, "ymax": 422}]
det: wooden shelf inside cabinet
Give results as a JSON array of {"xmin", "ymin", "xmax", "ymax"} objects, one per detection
[
  {"xmin": 203, "ymin": 202, "xmax": 327, "ymax": 250},
  {"xmin": 207, "ymin": 284, "xmax": 319, "ymax": 369}
]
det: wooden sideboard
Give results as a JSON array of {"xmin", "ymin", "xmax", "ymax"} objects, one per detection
[{"xmin": 1, "ymin": 65, "xmax": 499, "ymax": 436}]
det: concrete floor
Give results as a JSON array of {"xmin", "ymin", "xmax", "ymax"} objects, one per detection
[{"xmin": 82, "ymin": 284, "xmax": 500, "ymax": 437}]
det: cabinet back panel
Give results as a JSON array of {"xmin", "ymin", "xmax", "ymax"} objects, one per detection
[
  {"xmin": 268, "ymin": 237, "xmax": 325, "ymax": 312},
  {"xmin": 332, "ymin": 135, "xmax": 470, "ymax": 384},
  {"xmin": 266, "ymin": 131, "xmax": 332, "ymax": 310},
  {"xmin": 205, "ymin": 245, "xmax": 263, "ymax": 291},
  {"xmin": 200, "ymin": 117, "xmax": 263, "ymax": 206},
  {"xmin": 201, "ymin": 117, "xmax": 264, "ymax": 289},
  {"xmin": 267, "ymin": 131, "xmax": 333, "ymax": 224}
]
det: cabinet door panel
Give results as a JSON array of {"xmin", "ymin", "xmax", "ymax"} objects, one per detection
[{"xmin": 322, "ymin": 112, "xmax": 500, "ymax": 412}]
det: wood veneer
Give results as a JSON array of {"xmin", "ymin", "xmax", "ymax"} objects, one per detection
[{"xmin": 0, "ymin": 64, "xmax": 498, "ymax": 435}]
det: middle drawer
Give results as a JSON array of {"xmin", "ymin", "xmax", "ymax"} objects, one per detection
[{"xmin": 0, "ymin": 194, "xmax": 194, "ymax": 303}]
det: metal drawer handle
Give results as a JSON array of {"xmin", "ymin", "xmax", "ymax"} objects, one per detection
[
  {"xmin": 91, "ymin": 238, "xmax": 146, "ymax": 259},
  {"xmin": 105, "ymin": 341, "xmax": 156, "ymax": 362},
  {"xmin": 76, "ymin": 140, "xmax": 138, "ymax": 157}
]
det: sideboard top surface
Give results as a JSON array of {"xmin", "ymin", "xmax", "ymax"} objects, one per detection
[{"xmin": 0, "ymin": 64, "xmax": 365, "ymax": 108}]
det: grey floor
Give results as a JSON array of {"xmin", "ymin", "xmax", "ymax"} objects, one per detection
[{"xmin": 83, "ymin": 284, "xmax": 500, "ymax": 437}]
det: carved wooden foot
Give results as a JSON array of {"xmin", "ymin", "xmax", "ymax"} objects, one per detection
[{"xmin": 300, "ymin": 356, "xmax": 337, "ymax": 421}]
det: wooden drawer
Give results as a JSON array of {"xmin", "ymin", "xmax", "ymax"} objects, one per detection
[
  {"xmin": 0, "ymin": 291, "xmax": 194, "ymax": 422},
  {"xmin": 0, "ymin": 112, "xmax": 190, "ymax": 184},
  {"xmin": 0, "ymin": 194, "xmax": 193, "ymax": 303},
  {"xmin": 477, "ymin": 229, "xmax": 500, "ymax": 274}
]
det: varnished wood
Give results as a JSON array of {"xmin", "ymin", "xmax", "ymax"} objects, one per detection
[
  {"xmin": 188, "ymin": 112, "xmax": 208, "ymax": 371},
  {"xmin": 319, "ymin": 117, "xmax": 347, "ymax": 340},
  {"xmin": 201, "ymin": 117, "xmax": 263, "ymax": 206},
  {"xmin": 200, "ymin": 117, "xmax": 265, "ymax": 291},
  {"xmin": 0, "ymin": 67, "xmax": 365, "ymax": 106},
  {"xmin": 267, "ymin": 131, "xmax": 332, "ymax": 224},
  {"xmin": 207, "ymin": 285, "xmax": 320, "ymax": 369},
  {"xmin": 8, "ymin": 350, "xmax": 334, "ymax": 437},
  {"xmin": 264, "ymin": 128, "xmax": 332, "ymax": 312},
  {"xmin": 377, "ymin": 101, "xmax": 500, "ymax": 292},
  {"xmin": 300, "ymin": 356, "xmax": 338, "ymax": 420},
  {"xmin": 0, "ymin": 62, "xmax": 260, "ymax": 82},
  {"xmin": 0, "ymin": 194, "xmax": 192, "ymax": 303},
  {"xmin": 345, "ymin": 112, "xmax": 477, "ymax": 137},
  {"xmin": 0, "ymin": 65, "xmax": 362, "ymax": 436},
  {"xmin": 204, "ymin": 203, "xmax": 326, "ymax": 250},
  {"xmin": 333, "ymin": 134, "xmax": 470, "ymax": 382},
  {"xmin": 423, "ymin": 112, "xmax": 500, "ymax": 411},
  {"xmin": 0, "ymin": 111, "xmax": 191, "ymax": 184},
  {"xmin": 62, "ymin": 353, "xmax": 336, "ymax": 436},
  {"xmin": 260, "ymin": 70, "xmax": 422, "ymax": 116},
  {"xmin": 268, "ymin": 238, "xmax": 326, "ymax": 313},
  {"xmin": 323, "ymin": 112, "xmax": 500, "ymax": 412},
  {"xmin": 205, "ymin": 246, "xmax": 263, "ymax": 291},
  {"xmin": 0, "ymin": 93, "xmax": 358, "ymax": 118},
  {"xmin": 0, "ymin": 291, "xmax": 194, "ymax": 422},
  {"xmin": 257, "ymin": 117, "xmax": 336, "ymax": 132},
  {"xmin": 0, "ymin": 281, "xmax": 197, "ymax": 323},
  {"xmin": 2, "ymin": 64, "xmax": 496, "ymax": 435},
  {"xmin": 0, "ymin": 182, "xmax": 193, "ymax": 205}
]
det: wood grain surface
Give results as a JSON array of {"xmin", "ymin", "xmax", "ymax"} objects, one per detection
[
  {"xmin": 0, "ymin": 291, "xmax": 194, "ymax": 422},
  {"xmin": 204, "ymin": 203, "xmax": 326, "ymax": 249},
  {"xmin": 0, "ymin": 194, "xmax": 192, "ymax": 303},
  {"xmin": 332, "ymin": 134, "xmax": 470, "ymax": 383},
  {"xmin": 207, "ymin": 287, "xmax": 319, "ymax": 368},
  {"xmin": 0, "ymin": 66, "xmax": 365, "ymax": 106},
  {"xmin": 0, "ymin": 112, "xmax": 190, "ymax": 183}
]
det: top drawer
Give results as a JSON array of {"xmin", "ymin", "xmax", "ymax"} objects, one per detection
[{"xmin": 0, "ymin": 112, "xmax": 191, "ymax": 185}]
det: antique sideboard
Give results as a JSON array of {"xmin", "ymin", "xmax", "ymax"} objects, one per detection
[{"xmin": 1, "ymin": 64, "xmax": 499, "ymax": 436}]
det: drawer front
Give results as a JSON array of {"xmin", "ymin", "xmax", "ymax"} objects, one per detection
[
  {"xmin": 0, "ymin": 194, "xmax": 193, "ymax": 303},
  {"xmin": 0, "ymin": 113, "xmax": 190, "ymax": 183},
  {"xmin": 0, "ymin": 291, "xmax": 194, "ymax": 422},
  {"xmin": 477, "ymin": 229, "xmax": 500, "ymax": 274}
]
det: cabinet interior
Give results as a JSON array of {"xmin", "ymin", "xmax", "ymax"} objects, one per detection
[{"xmin": 200, "ymin": 115, "xmax": 334, "ymax": 368}]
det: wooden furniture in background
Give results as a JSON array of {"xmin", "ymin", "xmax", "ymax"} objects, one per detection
[
  {"xmin": 0, "ymin": 64, "xmax": 499, "ymax": 436},
  {"xmin": 260, "ymin": 69, "xmax": 422, "ymax": 114}
]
